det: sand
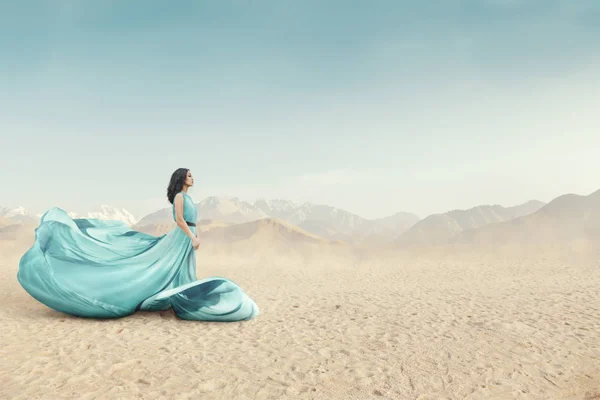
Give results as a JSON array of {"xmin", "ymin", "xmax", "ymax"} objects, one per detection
[{"xmin": 1, "ymin": 240, "xmax": 599, "ymax": 400}]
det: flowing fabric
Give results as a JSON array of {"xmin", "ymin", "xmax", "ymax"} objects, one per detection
[{"xmin": 16, "ymin": 192, "xmax": 259, "ymax": 321}]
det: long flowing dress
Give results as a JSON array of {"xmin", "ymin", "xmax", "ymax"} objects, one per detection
[{"xmin": 16, "ymin": 191, "xmax": 259, "ymax": 321}]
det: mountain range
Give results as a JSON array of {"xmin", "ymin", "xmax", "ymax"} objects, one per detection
[
  {"xmin": 134, "ymin": 196, "xmax": 420, "ymax": 245},
  {"xmin": 2, "ymin": 189, "xmax": 599, "ymax": 249},
  {"xmin": 452, "ymin": 189, "xmax": 600, "ymax": 247},
  {"xmin": 394, "ymin": 200, "xmax": 546, "ymax": 246}
]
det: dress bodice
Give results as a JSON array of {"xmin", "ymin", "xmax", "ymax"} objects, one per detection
[{"xmin": 172, "ymin": 192, "xmax": 198, "ymax": 224}]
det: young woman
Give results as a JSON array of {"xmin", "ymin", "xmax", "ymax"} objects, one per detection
[{"xmin": 16, "ymin": 168, "xmax": 259, "ymax": 322}]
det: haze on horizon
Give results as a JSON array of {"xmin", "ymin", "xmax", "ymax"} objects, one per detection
[{"xmin": 1, "ymin": 1, "xmax": 599, "ymax": 220}]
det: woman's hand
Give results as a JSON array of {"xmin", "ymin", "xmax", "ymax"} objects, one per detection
[{"xmin": 191, "ymin": 237, "xmax": 200, "ymax": 250}]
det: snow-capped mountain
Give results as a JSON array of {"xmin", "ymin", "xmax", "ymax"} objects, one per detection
[
  {"xmin": 198, "ymin": 196, "xmax": 269, "ymax": 223},
  {"xmin": 253, "ymin": 200, "xmax": 420, "ymax": 243},
  {"xmin": 67, "ymin": 205, "xmax": 139, "ymax": 226},
  {"xmin": 254, "ymin": 198, "xmax": 301, "ymax": 219},
  {"xmin": 287, "ymin": 204, "xmax": 420, "ymax": 244},
  {"xmin": 286, "ymin": 203, "xmax": 372, "ymax": 232},
  {"xmin": 0, "ymin": 206, "xmax": 37, "ymax": 223},
  {"xmin": 135, "ymin": 196, "xmax": 268, "ymax": 227},
  {"xmin": 0, "ymin": 204, "xmax": 138, "ymax": 226}
]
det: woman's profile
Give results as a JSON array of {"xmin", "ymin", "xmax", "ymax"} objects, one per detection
[{"xmin": 16, "ymin": 168, "xmax": 259, "ymax": 321}]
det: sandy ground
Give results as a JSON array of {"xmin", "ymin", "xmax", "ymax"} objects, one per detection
[{"xmin": 1, "ymin": 240, "xmax": 600, "ymax": 400}]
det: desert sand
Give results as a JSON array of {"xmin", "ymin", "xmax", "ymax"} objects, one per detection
[{"xmin": 1, "ymin": 236, "xmax": 599, "ymax": 400}]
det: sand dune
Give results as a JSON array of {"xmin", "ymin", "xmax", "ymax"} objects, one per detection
[
  {"xmin": 194, "ymin": 218, "xmax": 352, "ymax": 264},
  {"xmin": 199, "ymin": 217, "xmax": 331, "ymax": 244},
  {"xmin": 135, "ymin": 217, "xmax": 336, "ymax": 245},
  {"xmin": 196, "ymin": 218, "xmax": 235, "ymax": 232}
]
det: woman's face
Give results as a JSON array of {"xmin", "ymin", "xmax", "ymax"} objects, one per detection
[{"xmin": 185, "ymin": 170, "xmax": 194, "ymax": 187}]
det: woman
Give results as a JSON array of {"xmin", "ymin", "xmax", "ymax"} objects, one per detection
[{"xmin": 16, "ymin": 168, "xmax": 259, "ymax": 322}]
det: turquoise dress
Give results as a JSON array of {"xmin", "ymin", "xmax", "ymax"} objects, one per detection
[{"xmin": 16, "ymin": 191, "xmax": 259, "ymax": 321}]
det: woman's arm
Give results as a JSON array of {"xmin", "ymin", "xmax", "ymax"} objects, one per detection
[{"xmin": 174, "ymin": 193, "xmax": 196, "ymax": 240}]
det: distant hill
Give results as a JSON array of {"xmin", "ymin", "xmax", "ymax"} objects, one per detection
[
  {"xmin": 394, "ymin": 200, "xmax": 546, "ymax": 246},
  {"xmin": 454, "ymin": 189, "xmax": 600, "ymax": 246},
  {"xmin": 198, "ymin": 217, "xmax": 333, "ymax": 245},
  {"xmin": 134, "ymin": 216, "xmax": 340, "ymax": 254},
  {"xmin": 0, "ymin": 216, "xmax": 13, "ymax": 227},
  {"xmin": 195, "ymin": 217, "xmax": 350, "ymax": 259},
  {"xmin": 0, "ymin": 221, "xmax": 37, "ymax": 241},
  {"xmin": 134, "ymin": 219, "xmax": 233, "ymax": 237}
]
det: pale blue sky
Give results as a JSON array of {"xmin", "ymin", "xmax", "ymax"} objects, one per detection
[{"xmin": 1, "ymin": 1, "xmax": 599, "ymax": 219}]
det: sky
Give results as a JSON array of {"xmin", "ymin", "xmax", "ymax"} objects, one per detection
[{"xmin": 1, "ymin": 0, "xmax": 599, "ymax": 219}]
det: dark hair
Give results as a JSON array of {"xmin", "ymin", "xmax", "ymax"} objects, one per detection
[{"xmin": 167, "ymin": 168, "xmax": 189, "ymax": 204}]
